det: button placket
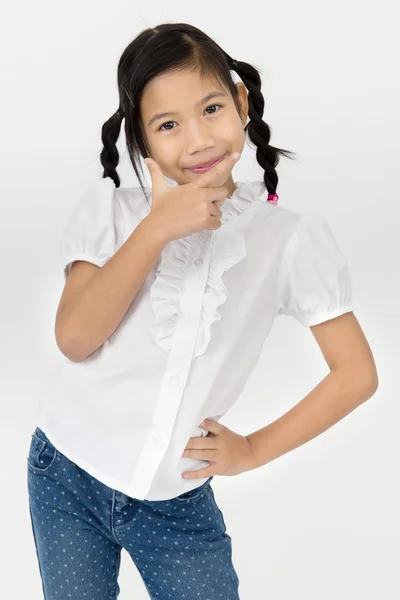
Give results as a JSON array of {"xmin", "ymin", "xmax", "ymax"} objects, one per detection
[
  {"xmin": 152, "ymin": 435, "xmax": 167, "ymax": 449},
  {"xmin": 181, "ymin": 232, "xmax": 210, "ymax": 323},
  {"xmin": 130, "ymin": 237, "xmax": 214, "ymax": 498}
]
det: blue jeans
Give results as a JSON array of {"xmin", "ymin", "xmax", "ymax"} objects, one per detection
[{"xmin": 27, "ymin": 426, "xmax": 240, "ymax": 599}]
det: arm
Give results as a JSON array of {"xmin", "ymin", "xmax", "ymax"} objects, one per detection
[
  {"xmin": 56, "ymin": 214, "xmax": 168, "ymax": 362},
  {"xmin": 246, "ymin": 312, "xmax": 379, "ymax": 469}
]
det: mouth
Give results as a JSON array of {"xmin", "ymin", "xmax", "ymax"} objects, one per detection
[{"xmin": 187, "ymin": 154, "xmax": 226, "ymax": 173}]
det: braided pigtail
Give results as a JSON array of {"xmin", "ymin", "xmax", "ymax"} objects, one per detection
[
  {"xmin": 99, "ymin": 108, "xmax": 125, "ymax": 188},
  {"xmin": 230, "ymin": 58, "xmax": 296, "ymax": 199}
]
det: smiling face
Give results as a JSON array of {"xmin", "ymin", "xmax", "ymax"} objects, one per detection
[{"xmin": 140, "ymin": 67, "xmax": 248, "ymax": 198}]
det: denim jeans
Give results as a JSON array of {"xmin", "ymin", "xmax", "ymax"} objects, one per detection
[{"xmin": 27, "ymin": 426, "xmax": 240, "ymax": 599}]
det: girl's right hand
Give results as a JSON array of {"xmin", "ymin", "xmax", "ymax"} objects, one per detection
[{"xmin": 143, "ymin": 152, "xmax": 241, "ymax": 243}]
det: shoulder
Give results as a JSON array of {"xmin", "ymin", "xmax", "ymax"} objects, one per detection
[
  {"xmin": 276, "ymin": 209, "xmax": 349, "ymax": 274},
  {"xmin": 258, "ymin": 202, "xmax": 335, "ymax": 242},
  {"xmin": 115, "ymin": 184, "xmax": 152, "ymax": 220},
  {"xmin": 280, "ymin": 209, "xmax": 341, "ymax": 247},
  {"xmin": 62, "ymin": 178, "xmax": 152, "ymax": 238},
  {"xmin": 74, "ymin": 178, "xmax": 151, "ymax": 211},
  {"xmin": 251, "ymin": 198, "xmax": 302, "ymax": 239},
  {"xmin": 252, "ymin": 200, "xmax": 343, "ymax": 265}
]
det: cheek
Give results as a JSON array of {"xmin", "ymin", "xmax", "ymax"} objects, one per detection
[
  {"xmin": 153, "ymin": 138, "xmax": 179, "ymax": 161},
  {"xmin": 219, "ymin": 117, "xmax": 244, "ymax": 144},
  {"xmin": 147, "ymin": 147, "xmax": 170, "ymax": 168},
  {"xmin": 151, "ymin": 152, "xmax": 180, "ymax": 180}
]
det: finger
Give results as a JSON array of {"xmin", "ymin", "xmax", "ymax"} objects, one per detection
[
  {"xmin": 212, "ymin": 199, "xmax": 225, "ymax": 210},
  {"xmin": 182, "ymin": 467, "xmax": 212, "ymax": 479},
  {"xmin": 185, "ymin": 438, "xmax": 218, "ymax": 450},
  {"xmin": 200, "ymin": 418, "xmax": 223, "ymax": 434},
  {"xmin": 195, "ymin": 152, "xmax": 241, "ymax": 188},
  {"xmin": 200, "ymin": 187, "xmax": 227, "ymax": 213},
  {"xmin": 144, "ymin": 157, "xmax": 169, "ymax": 195},
  {"xmin": 183, "ymin": 449, "xmax": 218, "ymax": 459},
  {"xmin": 207, "ymin": 188, "xmax": 229, "ymax": 210},
  {"xmin": 208, "ymin": 203, "xmax": 222, "ymax": 219}
]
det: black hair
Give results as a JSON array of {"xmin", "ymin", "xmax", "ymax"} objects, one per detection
[{"xmin": 99, "ymin": 22, "xmax": 297, "ymax": 203}]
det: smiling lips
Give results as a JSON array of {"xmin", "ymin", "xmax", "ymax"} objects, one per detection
[{"xmin": 188, "ymin": 154, "xmax": 225, "ymax": 173}]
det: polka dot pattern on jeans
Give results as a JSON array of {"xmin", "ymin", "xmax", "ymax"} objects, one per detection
[{"xmin": 27, "ymin": 426, "xmax": 240, "ymax": 599}]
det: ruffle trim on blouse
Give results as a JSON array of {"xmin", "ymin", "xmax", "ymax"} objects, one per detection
[
  {"xmin": 149, "ymin": 180, "xmax": 267, "ymax": 357},
  {"xmin": 192, "ymin": 231, "xmax": 246, "ymax": 357}
]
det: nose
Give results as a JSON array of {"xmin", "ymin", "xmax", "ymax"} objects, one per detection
[{"xmin": 184, "ymin": 119, "xmax": 215, "ymax": 155}]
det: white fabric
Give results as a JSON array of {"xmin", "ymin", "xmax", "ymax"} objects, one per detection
[
  {"xmin": 277, "ymin": 212, "xmax": 354, "ymax": 326},
  {"xmin": 36, "ymin": 176, "xmax": 354, "ymax": 500}
]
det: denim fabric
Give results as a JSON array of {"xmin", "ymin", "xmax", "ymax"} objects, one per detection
[{"xmin": 27, "ymin": 426, "xmax": 240, "ymax": 599}]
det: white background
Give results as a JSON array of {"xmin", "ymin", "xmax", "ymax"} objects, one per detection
[{"xmin": 1, "ymin": 0, "xmax": 399, "ymax": 598}]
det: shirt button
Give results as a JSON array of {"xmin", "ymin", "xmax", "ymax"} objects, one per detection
[
  {"xmin": 199, "ymin": 231, "xmax": 209, "ymax": 241},
  {"xmin": 193, "ymin": 257, "xmax": 203, "ymax": 266},
  {"xmin": 152, "ymin": 436, "xmax": 163, "ymax": 448},
  {"xmin": 183, "ymin": 314, "xmax": 193, "ymax": 323},
  {"xmin": 169, "ymin": 373, "xmax": 181, "ymax": 385}
]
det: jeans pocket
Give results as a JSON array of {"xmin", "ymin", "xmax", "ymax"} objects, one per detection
[
  {"xmin": 27, "ymin": 427, "xmax": 58, "ymax": 473},
  {"xmin": 175, "ymin": 476, "xmax": 214, "ymax": 502}
]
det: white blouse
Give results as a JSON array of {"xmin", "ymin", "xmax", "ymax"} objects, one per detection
[{"xmin": 36, "ymin": 176, "xmax": 354, "ymax": 501}]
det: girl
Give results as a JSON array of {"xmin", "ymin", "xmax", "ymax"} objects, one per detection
[{"xmin": 27, "ymin": 22, "xmax": 378, "ymax": 600}]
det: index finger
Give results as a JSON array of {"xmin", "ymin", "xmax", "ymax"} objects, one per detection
[{"xmin": 194, "ymin": 152, "xmax": 240, "ymax": 188}]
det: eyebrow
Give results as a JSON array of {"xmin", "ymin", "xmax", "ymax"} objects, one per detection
[{"xmin": 147, "ymin": 91, "xmax": 228, "ymax": 127}]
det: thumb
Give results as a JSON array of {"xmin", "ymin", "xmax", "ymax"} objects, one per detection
[{"xmin": 144, "ymin": 157, "xmax": 168, "ymax": 194}]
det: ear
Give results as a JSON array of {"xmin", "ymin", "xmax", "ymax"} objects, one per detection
[{"xmin": 236, "ymin": 82, "xmax": 249, "ymax": 125}]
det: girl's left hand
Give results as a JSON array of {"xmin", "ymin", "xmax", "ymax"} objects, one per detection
[{"xmin": 181, "ymin": 418, "xmax": 255, "ymax": 479}]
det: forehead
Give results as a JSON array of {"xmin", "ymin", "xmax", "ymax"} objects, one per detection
[{"xmin": 141, "ymin": 68, "xmax": 226, "ymax": 112}]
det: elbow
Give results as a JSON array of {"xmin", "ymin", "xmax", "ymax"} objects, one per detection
[
  {"xmin": 358, "ymin": 367, "xmax": 379, "ymax": 401},
  {"xmin": 56, "ymin": 339, "xmax": 86, "ymax": 363},
  {"xmin": 362, "ymin": 361, "xmax": 380, "ymax": 396},
  {"xmin": 55, "ymin": 328, "xmax": 89, "ymax": 363},
  {"xmin": 366, "ymin": 372, "xmax": 379, "ymax": 396},
  {"xmin": 351, "ymin": 371, "xmax": 379, "ymax": 407},
  {"xmin": 332, "ymin": 362, "xmax": 379, "ymax": 401}
]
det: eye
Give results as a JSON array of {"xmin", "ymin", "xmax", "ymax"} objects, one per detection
[
  {"xmin": 158, "ymin": 104, "xmax": 222, "ymax": 131},
  {"xmin": 205, "ymin": 103, "xmax": 222, "ymax": 115}
]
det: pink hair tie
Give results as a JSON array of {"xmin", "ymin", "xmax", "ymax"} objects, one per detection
[{"xmin": 267, "ymin": 193, "xmax": 279, "ymax": 205}]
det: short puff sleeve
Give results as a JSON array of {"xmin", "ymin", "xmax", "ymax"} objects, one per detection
[
  {"xmin": 60, "ymin": 177, "xmax": 117, "ymax": 281},
  {"xmin": 277, "ymin": 213, "xmax": 354, "ymax": 327}
]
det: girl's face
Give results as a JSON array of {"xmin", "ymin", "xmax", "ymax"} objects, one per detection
[{"xmin": 140, "ymin": 68, "xmax": 248, "ymax": 198}]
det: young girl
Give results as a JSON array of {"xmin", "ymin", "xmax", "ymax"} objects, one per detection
[{"xmin": 27, "ymin": 22, "xmax": 378, "ymax": 600}]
